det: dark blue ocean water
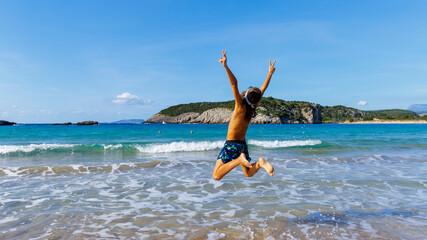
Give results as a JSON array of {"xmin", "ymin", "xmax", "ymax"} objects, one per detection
[{"xmin": 0, "ymin": 123, "xmax": 426, "ymax": 239}]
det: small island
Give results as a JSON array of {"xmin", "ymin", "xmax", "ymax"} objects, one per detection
[
  {"xmin": 53, "ymin": 122, "xmax": 72, "ymax": 125},
  {"xmin": 76, "ymin": 121, "xmax": 99, "ymax": 125},
  {"xmin": 0, "ymin": 120, "xmax": 16, "ymax": 126},
  {"xmin": 143, "ymin": 97, "xmax": 427, "ymax": 124},
  {"xmin": 51, "ymin": 121, "xmax": 98, "ymax": 125}
]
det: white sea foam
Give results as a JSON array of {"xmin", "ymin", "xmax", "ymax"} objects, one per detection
[
  {"xmin": 0, "ymin": 161, "xmax": 164, "ymax": 177},
  {"xmin": 0, "ymin": 143, "xmax": 76, "ymax": 154},
  {"xmin": 249, "ymin": 139, "xmax": 321, "ymax": 148},
  {"xmin": 0, "ymin": 140, "xmax": 322, "ymax": 155},
  {"xmin": 177, "ymin": 192, "xmax": 204, "ymax": 203},
  {"xmin": 223, "ymin": 209, "xmax": 236, "ymax": 218},
  {"xmin": 0, "ymin": 216, "xmax": 17, "ymax": 225},
  {"xmin": 207, "ymin": 232, "xmax": 226, "ymax": 240},
  {"xmin": 101, "ymin": 144, "xmax": 123, "ymax": 150},
  {"xmin": 99, "ymin": 229, "xmax": 115, "ymax": 238},
  {"xmin": 135, "ymin": 141, "xmax": 224, "ymax": 153},
  {"xmin": 135, "ymin": 139, "xmax": 322, "ymax": 153},
  {"xmin": 24, "ymin": 198, "xmax": 46, "ymax": 209},
  {"xmin": 1, "ymin": 167, "xmax": 20, "ymax": 176}
]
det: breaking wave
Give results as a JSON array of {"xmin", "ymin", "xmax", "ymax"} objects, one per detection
[
  {"xmin": 0, "ymin": 139, "xmax": 322, "ymax": 155},
  {"xmin": 137, "ymin": 140, "xmax": 322, "ymax": 153},
  {"xmin": 135, "ymin": 141, "xmax": 224, "ymax": 153},
  {"xmin": 248, "ymin": 139, "xmax": 322, "ymax": 148},
  {"xmin": 0, "ymin": 144, "xmax": 76, "ymax": 154}
]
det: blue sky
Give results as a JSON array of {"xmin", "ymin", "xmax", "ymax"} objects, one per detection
[{"xmin": 1, "ymin": 1, "xmax": 426, "ymax": 123}]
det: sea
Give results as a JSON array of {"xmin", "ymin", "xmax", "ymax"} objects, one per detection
[{"xmin": 0, "ymin": 123, "xmax": 426, "ymax": 239}]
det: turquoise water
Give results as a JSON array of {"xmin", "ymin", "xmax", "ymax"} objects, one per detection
[{"xmin": 0, "ymin": 123, "xmax": 426, "ymax": 239}]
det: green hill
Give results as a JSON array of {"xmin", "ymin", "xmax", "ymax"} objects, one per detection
[
  {"xmin": 159, "ymin": 97, "xmax": 321, "ymax": 122},
  {"xmin": 160, "ymin": 101, "xmax": 235, "ymax": 116},
  {"xmin": 321, "ymin": 106, "xmax": 419, "ymax": 122},
  {"xmin": 368, "ymin": 109, "xmax": 419, "ymax": 120},
  {"xmin": 321, "ymin": 105, "xmax": 370, "ymax": 123},
  {"xmin": 156, "ymin": 97, "xmax": 421, "ymax": 123}
]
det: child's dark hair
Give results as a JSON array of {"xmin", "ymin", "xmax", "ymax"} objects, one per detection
[{"xmin": 241, "ymin": 87, "xmax": 262, "ymax": 121}]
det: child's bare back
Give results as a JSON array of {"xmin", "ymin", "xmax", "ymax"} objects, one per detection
[
  {"xmin": 212, "ymin": 50, "xmax": 276, "ymax": 180},
  {"xmin": 226, "ymin": 102, "xmax": 250, "ymax": 140}
]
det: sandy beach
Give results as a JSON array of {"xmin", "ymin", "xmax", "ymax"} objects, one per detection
[{"xmin": 341, "ymin": 120, "xmax": 427, "ymax": 124}]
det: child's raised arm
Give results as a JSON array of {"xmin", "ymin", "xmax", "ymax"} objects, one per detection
[
  {"xmin": 260, "ymin": 59, "xmax": 276, "ymax": 97},
  {"xmin": 219, "ymin": 50, "xmax": 241, "ymax": 104}
]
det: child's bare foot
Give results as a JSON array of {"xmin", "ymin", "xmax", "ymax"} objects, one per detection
[
  {"xmin": 258, "ymin": 158, "xmax": 275, "ymax": 176},
  {"xmin": 236, "ymin": 153, "xmax": 252, "ymax": 168}
]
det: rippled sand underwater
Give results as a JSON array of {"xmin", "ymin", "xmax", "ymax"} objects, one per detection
[{"xmin": 1, "ymin": 154, "xmax": 426, "ymax": 239}]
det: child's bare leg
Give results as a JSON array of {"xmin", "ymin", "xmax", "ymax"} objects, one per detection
[
  {"xmin": 242, "ymin": 157, "xmax": 275, "ymax": 177},
  {"xmin": 213, "ymin": 153, "xmax": 252, "ymax": 180}
]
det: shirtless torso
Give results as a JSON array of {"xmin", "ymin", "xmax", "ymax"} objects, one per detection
[
  {"xmin": 212, "ymin": 50, "xmax": 275, "ymax": 180},
  {"xmin": 227, "ymin": 102, "xmax": 250, "ymax": 141}
]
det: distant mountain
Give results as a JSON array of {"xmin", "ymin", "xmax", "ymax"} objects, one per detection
[
  {"xmin": 110, "ymin": 119, "xmax": 144, "ymax": 124},
  {"xmin": 408, "ymin": 104, "xmax": 427, "ymax": 113}
]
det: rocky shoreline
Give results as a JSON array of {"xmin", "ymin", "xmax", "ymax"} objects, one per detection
[
  {"xmin": 143, "ymin": 106, "xmax": 322, "ymax": 124},
  {"xmin": 143, "ymin": 97, "xmax": 426, "ymax": 124}
]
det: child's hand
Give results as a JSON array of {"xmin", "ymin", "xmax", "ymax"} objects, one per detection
[
  {"xmin": 269, "ymin": 59, "xmax": 276, "ymax": 74},
  {"xmin": 219, "ymin": 50, "xmax": 227, "ymax": 67}
]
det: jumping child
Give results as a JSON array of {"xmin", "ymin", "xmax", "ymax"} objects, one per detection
[{"xmin": 213, "ymin": 50, "xmax": 276, "ymax": 180}]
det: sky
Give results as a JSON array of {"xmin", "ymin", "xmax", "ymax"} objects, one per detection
[{"xmin": 0, "ymin": 1, "xmax": 426, "ymax": 123}]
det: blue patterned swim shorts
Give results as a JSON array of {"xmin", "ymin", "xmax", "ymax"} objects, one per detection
[{"xmin": 217, "ymin": 140, "xmax": 251, "ymax": 164}]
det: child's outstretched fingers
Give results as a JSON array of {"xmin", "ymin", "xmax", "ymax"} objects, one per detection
[
  {"xmin": 269, "ymin": 59, "xmax": 276, "ymax": 66},
  {"xmin": 219, "ymin": 49, "xmax": 227, "ymax": 66},
  {"xmin": 269, "ymin": 59, "xmax": 276, "ymax": 74}
]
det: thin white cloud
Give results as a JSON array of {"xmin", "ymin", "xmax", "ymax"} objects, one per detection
[
  {"xmin": 358, "ymin": 100, "xmax": 368, "ymax": 106},
  {"xmin": 19, "ymin": 110, "xmax": 32, "ymax": 115},
  {"xmin": 112, "ymin": 92, "xmax": 151, "ymax": 105},
  {"xmin": 39, "ymin": 109, "xmax": 52, "ymax": 115}
]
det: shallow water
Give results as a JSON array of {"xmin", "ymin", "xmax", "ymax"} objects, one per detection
[{"xmin": 0, "ymin": 124, "xmax": 426, "ymax": 239}]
